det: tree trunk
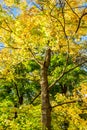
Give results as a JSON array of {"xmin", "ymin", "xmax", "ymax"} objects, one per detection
[
  {"xmin": 14, "ymin": 83, "xmax": 24, "ymax": 118},
  {"xmin": 40, "ymin": 47, "xmax": 51, "ymax": 130},
  {"xmin": 19, "ymin": 95, "xmax": 23, "ymax": 105}
]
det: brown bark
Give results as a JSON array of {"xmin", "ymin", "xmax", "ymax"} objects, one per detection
[{"xmin": 40, "ymin": 47, "xmax": 51, "ymax": 130}]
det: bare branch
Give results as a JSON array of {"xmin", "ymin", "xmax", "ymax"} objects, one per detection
[
  {"xmin": 48, "ymin": 68, "xmax": 66, "ymax": 90},
  {"xmin": 75, "ymin": 12, "xmax": 87, "ymax": 33},
  {"xmin": 51, "ymin": 100, "xmax": 77, "ymax": 108},
  {"xmin": 59, "ymin": 0, "xmax": 68, "ymax": 38},
  {"xmin": 65, "ymin": 0, "xmax": 79, "ymax": 18},
  {"xmin": 28, "ymin": 47, "xmax": 42, "ymax": 67},
  {"xmin": 4, "ymin": 20, "xmax": 13, "ymax": 32},
  {"xmin": 50, "ymin": 13, "xmax": 67, "ymax": 38},
  {"xmin": 30, "ymin": 91, "xmax": 41, "ymax": 104},
  {"xmin": 49, "ymin": 59, "xmax": 87, "ymax": 90},
  {"xmin": 0, "ymin": 25, "xmax": 11, "ymax": 32}
]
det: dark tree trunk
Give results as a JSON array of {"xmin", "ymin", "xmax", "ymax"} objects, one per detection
[
  {"xmin": 14, "ymin": 104, "xmax": 18, "ymax": 119},
  {"xmin": 40, "ymin": 47, "xmax": 51, "ymax": 130},
  {"xmin": 14, "ymin": 83, "xmax": 24, "ymax": 118},
  {"xmin": 19, "ymin": 95, "xmax": 23, "ymax": 105}
]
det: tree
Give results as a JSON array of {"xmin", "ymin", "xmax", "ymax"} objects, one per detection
[{"xmin": 0, "ymin": 0, "xmax": 87, "ymax": 129}]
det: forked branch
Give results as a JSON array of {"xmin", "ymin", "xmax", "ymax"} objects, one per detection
[
  {"xmin": 30, "ymin": 59, "xmax": 87, "ymax": 104},
  {"xmin": 75, "ymin": 12, "xmax": 87, "ymax": 33}
]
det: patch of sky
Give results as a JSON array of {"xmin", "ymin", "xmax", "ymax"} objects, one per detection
[
  {"xmin": 82, "ymin": 2, "xmax": 87, "ymax": 8},
  {"xmin": 75, "ymin": 2, "xmax": 87, "ymax": 10},
  {"xmin": 1, "ymin": 2, "xmax": 21, "ymax": 18},
  {"xmin": 73, "ymin": 35, "xmax": 87, "ymax": 44},
  {"xmin": 81, "ymin": 35, "xmax": 87, "ymax": 41},
  {"xmin": 9, "ymin": 6, "xmax": 21, "ymax": 17},
  {"xmin": 81, "ymin": 66, "xmax": 87, "ymax": 72},
  {"xmin": 26, "ymin": 0, "xmax": 34, "ymax": 7},
  {"xmin": 0, "ymin": 0, "xmax": 3, "ymax": 5},
  {"xmin": 56, "ymin": 0, "xmax": 65, "ymax": 8},
  {"xmin": 77, "ymin": 2, "xmax": 87, "ymax": 12},
  {"xmin": 26, "ymin": 0, "xmax": 43, "ymax": 10},
  {"xmin": 0, "ymin": 43, "xmax": 5, "ymax": 50}
]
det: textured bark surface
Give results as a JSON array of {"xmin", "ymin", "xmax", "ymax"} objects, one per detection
[{"xmin": 40, "ymin": 47, "xmax": 51, "ymax": 130}]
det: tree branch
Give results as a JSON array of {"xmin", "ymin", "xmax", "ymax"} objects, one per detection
[
  {"xmin": 0, "ymin": 25, "xmax": 11, "ymax": 32},
  {"xmin": 59, "ymin": 0, "xmax": 66, "ymax": 36},
  {"xmin": 65, "ymin": 0, "xmax": 79, "ymax": 18},
  {"xmin": 50, "ymin": 12, "xmax": 67, "ymax": 38},
  {"xmin": 28, "ymin": 47, "xmax": 42, "ymax": 67},
  {"xmin": 14, "ymin": 82, "xmax": 20, "ymax": 99},
  {"xmin": 51, "ymin": 100, "xmax": 78, "ymax": 108},
  {"xmin": 30, "ymin": 91, "xmax": 41, "ymax": 104},
  {"xmin": 4, "ymin": 20, "xmax": 13, "ymax": 32},
  {"xmin": 75, "ymin": 12, "xmax": 87, "ymax": 33},
  {"xmin": 49, "ymin": 59, "xmax": 87, "ymax": 90},
  {"xmin": 30, "ymin": 59, "xmax": 87, "ymax": 104},
  {"xmin": 44, "ymin": 46, "xmax": 51, "ymax": 68}
]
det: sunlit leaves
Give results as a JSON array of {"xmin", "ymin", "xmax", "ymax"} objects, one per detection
[{"xmin": 0, "ymin": 0, "xmax": 87, "ymax": 129}]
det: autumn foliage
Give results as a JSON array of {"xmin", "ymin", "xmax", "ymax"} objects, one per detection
[{"xmin": 0, "ymin": 0, "xmax": 87, "ymax": 130}]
